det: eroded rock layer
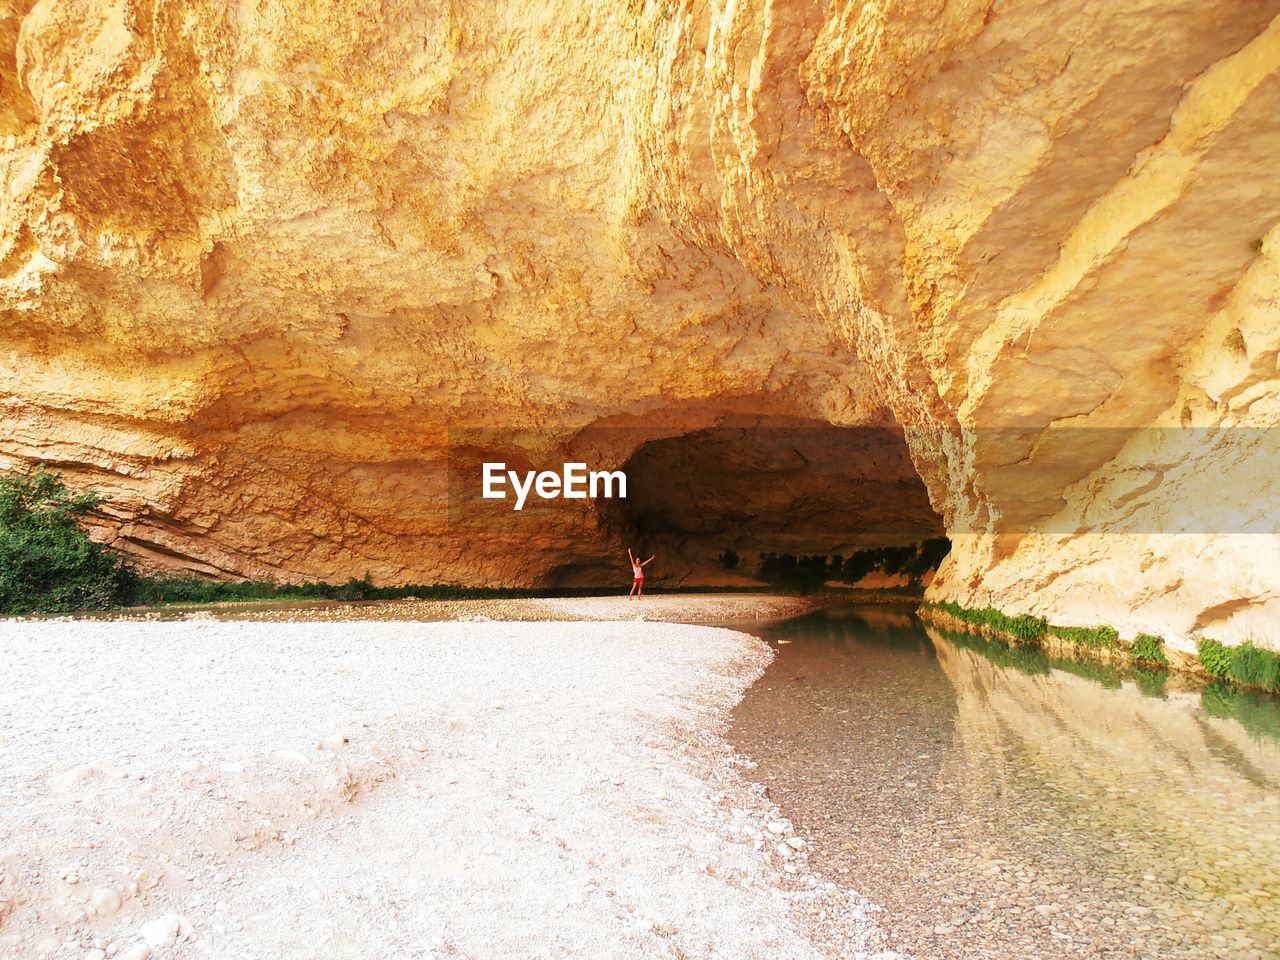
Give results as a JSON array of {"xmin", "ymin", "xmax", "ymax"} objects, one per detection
[{"xmin": 2, "ymin": 0, "xmax": 1279, "ymax": 649}]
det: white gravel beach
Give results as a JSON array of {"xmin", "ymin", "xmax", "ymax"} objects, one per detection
[{"xmin": 0, "ymin": 602, "xmax": 898, "ymax": 959}]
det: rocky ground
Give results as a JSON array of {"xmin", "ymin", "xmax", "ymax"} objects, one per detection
[
  {"xmin": 0, "ymin": 597, "xmax": 897, "ymax": 960},
  {"xmin": 144, "ymin": 593, "xmax": 821, "ymax": 626}
]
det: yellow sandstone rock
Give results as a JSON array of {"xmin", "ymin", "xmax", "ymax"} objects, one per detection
[{"xmin": 1, "ymin": 1, "xmax": 1278, "ymax": 651}]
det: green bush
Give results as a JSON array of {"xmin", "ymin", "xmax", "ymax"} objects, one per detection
[
  {"xmin": 906, "ymin": 537, "xmax": 952, "ymax": 577},
  {"xmin": 934, "ymin": 600, "xmax": 1048, "ymax": 643},
  {"xmin": 757, "ymin": 552, "xmax": 832, "ymax": 591},
  {"xmin": 1231, "ymin": 642, "xmax": 1280, "ymax": 692},
  {"xmin": 0, "ymin": 469, "xmax": 138, "ymax": 614},
  {"xmin": 1198, "ymin": 638, "xmax": 1232, "ymax": 678},
  {"xmin": 1197, "ymin": 637, "xmax": 1280, "ymax": 692},
  {"xmin": 1050, "ymin": 624, "xmax": 1120, "ymax": 649},
  {"xmin": 830, "ymin": 538, "xmax": 951, "ymax": 584},
  {"xmin": 1131, "ymin": 633, "xmax": 1170, "ymax": 666}
]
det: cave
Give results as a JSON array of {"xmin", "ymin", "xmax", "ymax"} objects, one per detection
[
  {"xmin": 5, "ymin": 0, "xmax": 1278, "ymax": 648},
  {"xmin": 543, "ymin": 417, "xmax": 945, "ymax": 587}
]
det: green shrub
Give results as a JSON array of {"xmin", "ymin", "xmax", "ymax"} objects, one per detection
[
  {"xmin": 1224, "ymin": 328, "xmax": 1247, "ymax": 354},
  {"xmin": 1051, "ymin": 624, "xmax": 1120, "ymax": 649},
  {"xmin": 0, "ymin": 469, "xmax": 138, "ymax": 614},
  {"xmin": 1198, "ymin": 637, "xmax": 1232, "ymax": 678},
  {"xmin": 1132, "ymin": 633, "xmax": 1170, "ymax": 666},
  {"xmin": 906, "ymin": 538, "xmax": 951, "ymax": 577},
  {"xmin": 1231, "ymin": 642, "xmax": 1280, "ymax": 692},
  {"xmin": 933, "ymin": 600, "xmax": 1048, "ymax": 643},
  {"xmin": 757, "ymin": 552, "xmax": 832, "ymax": 591},
  {"xmin": 1003, "ymin": 612, "xmax": 1050, "ymax": 642},
  {"xmin": 833, "ymin": 538, "xmax": 951, "ymax": 584},
  {"xmin": 1197, "ymin": 637, "xmax": 1280, "ymax": 692}
]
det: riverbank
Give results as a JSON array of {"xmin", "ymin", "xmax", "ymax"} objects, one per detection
[
  {"xmin": 0, "ymin": 605, "xmax": 896, "ymax": 959},
  {"xmin": 922, "ymin": 600, "xmax": 1280, "ymax": 696},
  {"xmin": 730, "ymin": 605, "xmax": 1280, "ymax": 960},
  {"xmin": 227, "ymin": 592, "xmax": 823, "ymax": 625},
  {"xmin": 920, "ymin": 604, "xmax": 1212, "ymax": 678},
  {"xmin": 21, "ymin": 593, "xmax": 824, "ymax": 625}
]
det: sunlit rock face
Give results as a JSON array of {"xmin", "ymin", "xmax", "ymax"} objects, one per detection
[{"xmin": 2, "ymin": 1, "xmax": 1280, "ymax": 648}]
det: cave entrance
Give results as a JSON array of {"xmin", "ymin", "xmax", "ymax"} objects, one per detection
[{"xmin": 550, "ymin": 416, "xmax": 946, "ymax": 587}]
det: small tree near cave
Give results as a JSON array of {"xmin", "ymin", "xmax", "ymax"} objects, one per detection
[{"xmin": 0, "ymin": 469, "xmax": 137, "ymax": 614}]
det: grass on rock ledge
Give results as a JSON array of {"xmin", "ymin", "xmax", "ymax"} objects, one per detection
[
  {"xmin": 931, "ymin": 620, "xmax": 1280, "ymax": 742},
  {"xmin": 926, "ymin": 600, "xmax": 1280, "ymax": 695},
  {"xmin": 1198, "ymin": 637, "xmax": 1280, "ymax": 693}
]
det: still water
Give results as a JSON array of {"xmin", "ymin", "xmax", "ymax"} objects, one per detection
[{"xmin": 727, "ymin": 604, "xmax": 1280, "ymax": 960}]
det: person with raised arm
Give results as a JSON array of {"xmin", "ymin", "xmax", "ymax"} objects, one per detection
[{"xmin": 628, "ymin": 547, "xmax": 654, "ymax": 599}]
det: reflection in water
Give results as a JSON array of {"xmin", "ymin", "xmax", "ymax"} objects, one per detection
[{"xmin": 728, "ymin": 605, "xmax": 1280, "ymax": 960}]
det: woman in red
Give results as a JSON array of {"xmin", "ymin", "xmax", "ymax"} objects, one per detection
[{"xmin": 628, "ymin": 547, "xmax": 654, "ymax": 598}]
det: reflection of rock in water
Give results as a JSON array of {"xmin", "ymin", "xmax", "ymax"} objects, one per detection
[
  {"xmin": 731, "ymin": 609, "xmax": 1280, "ymax": 960},
  {"xmin": 929, "ymin": 626, "xmax": 1280, "ymax": 955}
]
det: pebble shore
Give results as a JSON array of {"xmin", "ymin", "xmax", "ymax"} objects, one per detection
[{"xmin": 0, "ymin": 597, "xmax": 894, "ymax": 960}]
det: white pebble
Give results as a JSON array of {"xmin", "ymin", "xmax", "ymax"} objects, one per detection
[
  {"xmin": 139, "ymin": 913, "xmax": 182, "ymax": 949},
  {"xmin": 90, "ymin": 886, "xmax": 123, "ymax": 917}
]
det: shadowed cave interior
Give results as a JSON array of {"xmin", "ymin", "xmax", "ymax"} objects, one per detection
[{"xmin": 544, "ymin": 418, "xmax": 945, "ymax": 588}]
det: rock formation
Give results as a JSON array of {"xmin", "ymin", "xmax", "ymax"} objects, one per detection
[{"xmin": 2, "ymin": 0, "xmax": 1279, "ymax": 650}]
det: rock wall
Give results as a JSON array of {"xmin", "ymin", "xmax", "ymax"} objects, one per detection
[{"xmin": 2, "ymin": 1, "xmax": 1279, "ymax": 649}]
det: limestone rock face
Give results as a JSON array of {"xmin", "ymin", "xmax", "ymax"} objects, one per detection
[{"xmin": 2, "ymin": 1, "xmax": 1279, "ymax": 649}]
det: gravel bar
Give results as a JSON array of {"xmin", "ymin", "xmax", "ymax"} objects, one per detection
[{"xmin": 0, "ymin": 605, "xmax": 898, "ymax": 960}]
